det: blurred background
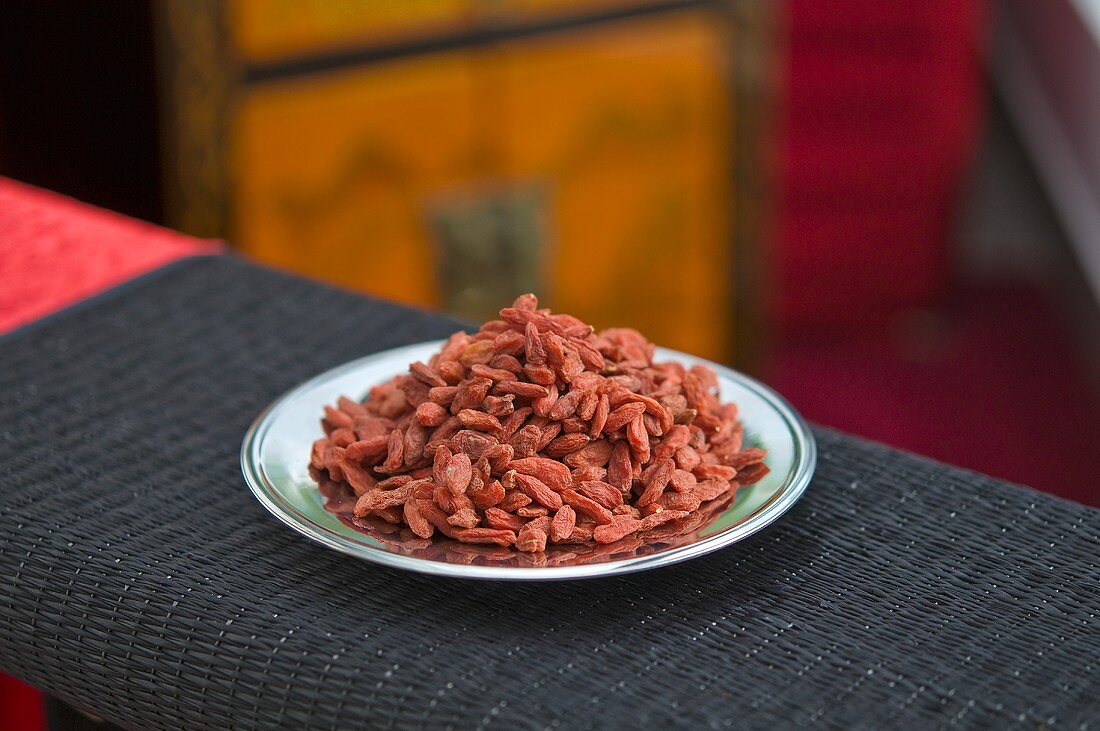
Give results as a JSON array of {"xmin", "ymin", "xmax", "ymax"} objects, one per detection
[
  {"xmin": 3, "ymin": 0, "xmax": 1100, "ymax": 495},
  {"xmin": 2, "ymin": 1, "xmax": 1100, "ymax": 726},
  {"xmin": 3, "ymin": 0, "xmax": 1099, "ymax": 500}
]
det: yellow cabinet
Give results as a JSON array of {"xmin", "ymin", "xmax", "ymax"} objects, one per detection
[{"xmin": 158, "ymin": 1, "xmax": 760, "ymax": 364}]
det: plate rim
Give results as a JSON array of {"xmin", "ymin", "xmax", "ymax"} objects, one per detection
[{"xmin": 241, "ymin": 341, "xmax": 816, "ymax": 581}]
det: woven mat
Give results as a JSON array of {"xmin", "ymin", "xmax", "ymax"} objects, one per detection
[{"xmin": 1, "ymin": 256, "xmax": 1097, "ymax": 730}]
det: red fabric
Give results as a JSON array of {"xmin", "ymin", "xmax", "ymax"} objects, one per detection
[
  {"xmin": 0, "ymin": 177, "xmax": 220, "ymax": 335},
  {"xmin": 776, "ymin": 0, "xmax": 989, "ymax": 329},
  {"xmin": 0, "ymin": 178, "xmax": 217, "ymax": 729},
  {"xmin": 0, "ymin": 676, "xmax": 44, "ymax": 731},
  {"xmin": 767, "ymin": 284, "xmax": 1100, "ymax": 507}
]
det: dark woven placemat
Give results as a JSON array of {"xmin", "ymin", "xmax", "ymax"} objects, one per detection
[{"xmin": 1, "ymin": 256, "xmax": 1097, "ymax": 730}]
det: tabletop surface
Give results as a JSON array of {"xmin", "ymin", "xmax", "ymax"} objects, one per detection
[{"xmin": 1, "ymin": 255, "xmax": 1098, "ymax": 730}]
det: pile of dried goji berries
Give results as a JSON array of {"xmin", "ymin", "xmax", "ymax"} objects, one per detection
[{"xmin": 310, "ymin": 294, "xmax": 768, "ymax": 552}]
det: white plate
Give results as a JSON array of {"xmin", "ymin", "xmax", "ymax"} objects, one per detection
[{"xmin": 242, "ymin": 342, "xmax": 816, "ymax": 580}]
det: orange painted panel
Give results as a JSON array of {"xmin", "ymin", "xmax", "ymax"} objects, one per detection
[
  {"xmin": 231, "ymin": 53, "xmax": 479, "ymax": 308},
  {"xmin": 228, "ymin": 0, "xmax": 671, "ymax": 63},
  {"xmin": 229, "ymin": 0, "xmax": 476, "ymax": 62},
  {"xmin": 228, "ymin": 11, "xmax": 735, "ymax": 360},
  {"xmin": 497, "ymin": 14, "xmax": 734, "ymax": 360},
  {"xmin": 495, "ymin": 0, "xmax": 665, "ymax": 22}
]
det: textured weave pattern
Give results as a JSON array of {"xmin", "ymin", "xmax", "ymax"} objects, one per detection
[{"xmin": 1, "ymin": 256, "xmax": 1097, "ymax": 730}]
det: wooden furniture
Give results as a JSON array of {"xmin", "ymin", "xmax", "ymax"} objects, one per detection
[{"xmin": 156, "ymin": 0, "xmax": 772, "ymax": 364}]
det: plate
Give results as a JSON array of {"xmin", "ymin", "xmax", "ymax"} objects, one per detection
[{"xmin": 241, "ymin": 342, "xmax": 816, "ymax": 580}]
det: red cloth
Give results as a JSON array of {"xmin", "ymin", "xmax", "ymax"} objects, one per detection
[
  {"xmin": 767, "ymin": 284, "xmax": 1100, "ymax": 507},
  {"xmin": 0, "ymin": 676, "xmax": 44, "ymax": 731},
  {"xmin": 0, "ymin": 178, "xmax": 217, "ymax": 730},
  {"xmin": 0, "ymin": 177, "xmax": 219, "ymax": 335},
  {"xmin": 776, "ymin": 0, "xmax": 989, "ymax": 329}
]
